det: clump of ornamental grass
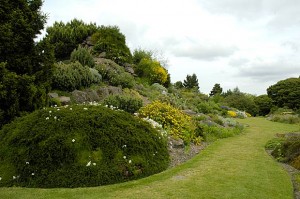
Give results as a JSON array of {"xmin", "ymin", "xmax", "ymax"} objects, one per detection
[{"xmin": 0, "ymin": 105, "xmax": 169, "ymax": 188}]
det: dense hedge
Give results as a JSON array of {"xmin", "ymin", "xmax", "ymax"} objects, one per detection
[{"xmin": 0, "ymin": 105, "xmax": 169, "ymax": 188}]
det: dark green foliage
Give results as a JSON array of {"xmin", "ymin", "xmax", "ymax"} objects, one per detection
[
  {"xmin": 0, "ymin": 1, "xmax": 54, "ymax": 127},
  {"xmin": 267, "ymin": 77, "xmax": 300, "ymax": 110},
  {"xmin": 183, "ymin": 74, "xmax": 199, "ymax": 90},
  {"xmin": 44, "ymin": 19, "xmax": 99, "ymax": 60},
  {"xmin": 70, "ymin": 45, "xmax": 95, "ymax": 68},
  {"xmin": 223, "ymin": 92, "xmax": 259, "ymax": 116},
  {"xmin": 92, "ymin": 26, "xmax": 132, "ymax": 65},
  {"xmin": 174, "ymin": 81, "xmax": 184, "ymax": 89},
  {"xmin": 52, "ymin": 62, "xmax": 101, "ymax": 91},
  {"xmin": 209, "ymin": 83, "xmax": 223, "ymax": 96},
  {"xmin": 196, "ymin": 101, "xmax": 222, "ymax": 114},
  {"xmin": 271, "ymin": 134, "xmax": 300, "ymax": 166},
  {"xmin": 94, "ymin": 59, "xmax": 135, "ymax": 88},
  {"xmin": 103, "ymin": 94, "xmax": 143, "ymax": 113},
  {"xmin": 0, "ymin": 105, "xmax": 169, "ymax": 188},
  {"xmin": 265, "ymin": 138, "xmax": 285, "ymax": 150},
  {"xmin": 254, "ymin": 95, "xmax": 272, "ymax": 116}
]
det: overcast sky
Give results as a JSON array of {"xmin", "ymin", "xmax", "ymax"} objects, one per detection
[{"xmin": 41, "ymin": 0, "xmax": 300, "ymax": 95}]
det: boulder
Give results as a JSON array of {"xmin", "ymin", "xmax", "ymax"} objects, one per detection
[
  {"xmin": 48, "ymin": 92, "xmax": 59, "ymax": 98},
  {"xmin": 58, "ymin": 96, "xmax": 71, "ymax": 105},
  {"xmin": 168, "ymin": 137, "xmax": 184, "ymax": 149}
]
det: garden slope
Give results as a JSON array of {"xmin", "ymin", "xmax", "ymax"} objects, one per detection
[{"xmin": 0, "ymin": 118, "xmax": 299, "ymax": 198}]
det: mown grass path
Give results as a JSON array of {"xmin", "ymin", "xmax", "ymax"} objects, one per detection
[{"xmin": 0, "ymin": 117, "xmax": 299, "ymax": 199}]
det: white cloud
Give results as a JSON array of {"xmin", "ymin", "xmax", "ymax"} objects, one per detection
[{"xmin": 41, "ymin": 0, "xmax": 300, "ymax": 95}]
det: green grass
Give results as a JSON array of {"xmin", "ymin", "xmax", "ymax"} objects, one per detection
[{"xmin": 0, "ymin": 117, "xmax": 299, "ymax": 199}]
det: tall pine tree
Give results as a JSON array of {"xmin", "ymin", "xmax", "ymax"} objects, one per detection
[
  {"xmin": 0, "ymin": 0, "xmax": 54, "ymax": 127},
  {"xmin": 183, "ymin": 73, "xmax": 199, "ymax": 90}
]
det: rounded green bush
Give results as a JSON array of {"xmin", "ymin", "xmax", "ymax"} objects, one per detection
[{"xmin": 0, "ymin": 105, "xmax": 169, "ymax": 188}]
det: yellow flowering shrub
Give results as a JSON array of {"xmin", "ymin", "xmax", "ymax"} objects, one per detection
[
  {"xmin": 227, "ymin": 110, "xmax": 237, "ymax": 118},
  {"xmin": 138, "ymin": 101, "xmax": 199, "ymax": 144}
]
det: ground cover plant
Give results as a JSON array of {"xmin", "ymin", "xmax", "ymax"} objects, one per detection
[
  {"xmin": 0, "ymin": 118, "xmax": 298, "ymax": 198},
  {"xmin": 268, "ymin": 133, "xmax": 300, "ymax": 170},
  {"xmin": 0, "ymin": 105, "xmax": 169, "ymax": 188}
]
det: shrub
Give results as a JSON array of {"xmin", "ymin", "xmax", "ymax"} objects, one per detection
[
  {"xmin": 91, "ymin": 26, "xmax": 132, "ymax": 65},
  {"xmin": 70, "ymin": 46, "xmax": 95, "ymax": 68},
  {"xmin": 201, "ymin": 124, "xmax": 243, "ymax": 142},
  {"xmin": 138, "ymin": 101, "xmax": 200, "ymax": 144},
  {"xmin": 227, "ymin": 111, "xmax": 237, "ymax": 118},
  {"xmin": 52, "ymin": 62, "xmax": 101, "ymax": 91},
  {"xmin": 103, "ymin": 94, "xmax": 143, "ymax": 114},
  {"xmin": 94, "ymin": 60, "xmax": 135, "ymax": 88},
  {"xmin": 268, "ymin": 114, "xmax": 300, "ymax": 124},
  {"xmin": 0, "ymin": 105, "xmax": 169, "ymax": 188},
  {"xmin": 135, "ymin": 58, "xmax": 168, "ymax": 85}
]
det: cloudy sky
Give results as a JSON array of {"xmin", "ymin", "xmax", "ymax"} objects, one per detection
[{"xmin": 41, "ymin": 0, "xmax": 300, "ymax": 95}]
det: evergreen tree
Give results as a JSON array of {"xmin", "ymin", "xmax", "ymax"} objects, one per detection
[
  {"xmin": 210, "ymin": 83, "xmax": 223, "ymax": 96},
  {"xmin": 0, "ymin": 0, "xmax": 54, "ymax": 127},
  {"xmin": 183, "ymin": 73, "xmax": 199, "ymax": 90}
]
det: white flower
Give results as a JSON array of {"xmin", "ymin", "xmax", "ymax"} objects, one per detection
[
  {"xmin": 49, "ymin": 111, "xmax": 52, "ymax": 114},
  {"xmin": 72, "ymin": 139, "xmax": 75, "ymax": 143},
  {"xmin": 0, "ymin": 177, "xmax": 2, "ymax": 181},
  {"xmin": 129, "ymin": 160, "xmax": 132, "ymax": 164},
  {"xmin": 86, "ymin": 161, "xmax": 91, "ymax": 167},
  {"xmin": 31, "ymin": 173, "xmax": 35, "ymax": 176},
  {"xmin": 122, "ymin": 144, "xmax": 127, "ymax": 148},
  {"xmin": 26, "ymin": 161, "xmax": 29, "ymax": 165},
  {"xmin": 54, "ymin": 105, "xmax": 57, "ymax": 107},
  {"xmin": 70, "ymin": 108, "xmax": 72, "ymax": 110},
  {"xmin": 54, "ymin": 116, "xmax": 57, "ymax": 120},
  {"xmin": 83, "ymin": 108, "xmax": 88, "ymax": 110},
  {"xmin": 46, "ymin": 117, "xmax": 49, "ymax": 120},
  {"xmin": 123, "ymin": 156, "xmax": 126, "ymax": 159},
  {"xmin": 92, "ymin": 163, "xmax": 96, "ymax": 166},
  {"xmin": 13, "ymin": 176, "xmax": 16, "ymax": 180},
  {"xmin": 57, "ymin": 108, "xmax": 60, "ymax": 111}
]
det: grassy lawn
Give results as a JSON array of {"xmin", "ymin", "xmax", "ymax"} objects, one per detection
[{"xmin": 0, "ymin": 117, "xmax": 299, "ymax": 199}]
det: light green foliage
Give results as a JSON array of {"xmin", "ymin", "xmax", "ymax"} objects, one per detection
[
  {"xmin": 44, "ymin": 19, "xmax": 98, "ymax": 60},
  {"xmin": 52, "ymin": 62, "xmax": 101, "ymax": 91},
  {"xmin": 70, "ymin": 45, "xmax": 95, "ymax": 68},
  {"xmin": 0, "ymin": 105, "xmax": 169, "ymax": 188},
  {"xmin": 92, "ymin": 26, "xmax": 132, "ymax": 65},
  {"xmin": 103, "ymin": 93, "xmax": 143, "ymax": 113},
  {"xmin": 267, "ymin": 77, "xmax": 300, "ymax": 110},
  {"xmin": 94, "ymin": 59, "xmax": 135, "ymax": 88},
  {"xmin": 138, "ymin": 101, "xmax": 200, "ymax": 144},
  {"xmin": 132, "ymin": 48, "xmax": 153, "ymax": 65},
  {"xmin": 268, "ymin": 114, "xmax": 300, "ymax": 124},
  {"xmin": 135, "ymin": 58, "xmax": 168, "ymax": 85}
]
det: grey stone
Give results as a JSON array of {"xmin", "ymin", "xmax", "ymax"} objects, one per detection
[
  {"xmin": 48, "ymin": 93, "xmax": 59, "ymax": 98},
  {"xmin": 58, "ymin": 96, "xmax": 71, "ymax": 105}
]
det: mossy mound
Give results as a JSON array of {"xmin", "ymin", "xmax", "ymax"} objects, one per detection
[{"xmin": 0, "ymin": 105, "xmax": 169, "ymax": 188}]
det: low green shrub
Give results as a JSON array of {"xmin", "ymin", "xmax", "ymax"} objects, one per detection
[
  {"xmin": 265, "ymin": 138, "xmax": 286, "ymax": 150},
  {"xmin": 269, "ymin": 114, "xmax": 300, "ymax": 124},
  {"xmin": 271, "ymin": 134, "xmax": 300, "ymax": 165},
  {"xmin": 200, "ymin": 124, "xmax": 243, "ymax": 142},
  {"xmin": 94, "ymin": 60, "xmax": 135, "ymax": 89},
  {"xmin": 52, "ymin": 62, "xmax": 101, "ymax": 91},
  {"xmin": 70, "ymin": 45, "xmax": 95, "ymax": 68},
  {"xmin": 138, "ymin": 101, "xmax": 200, "ymax": 144},
  {"xmin": 0, "ymin": 105, "xmax": 169, "ymax": 188},
  {"xmin": 103, "ymin": 94, "xmax": 143, "ymax": 113}
]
